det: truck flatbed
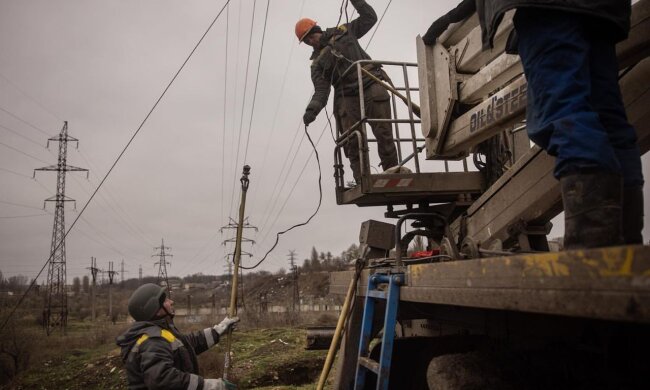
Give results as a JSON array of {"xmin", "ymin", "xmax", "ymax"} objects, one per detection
[{"xmin": 330, "ymin": 245, "xmax": 650, "ymax": 323}]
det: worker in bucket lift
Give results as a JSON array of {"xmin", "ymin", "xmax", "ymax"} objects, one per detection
[
  {"xmin": 297, "ymin": 0, "xmax": 399, "ymax": 185},
  {"xmin": 423, "ymin": 0, "xmax": 644, "ymax": 249},
  {"xmin": 116, "ymin": 283, "xmax": 239, "ymax": 390}
]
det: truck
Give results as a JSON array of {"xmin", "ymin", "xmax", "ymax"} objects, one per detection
[{"xmin": 326, "ymin": 1, "xmax": 650, "ymax": 388}]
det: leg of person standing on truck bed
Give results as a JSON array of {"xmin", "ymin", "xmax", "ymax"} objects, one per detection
[
  {"xmin": 587, "ymin": 37, "xmax": 644, "ymax": 244},
  {"xmin": 514, "ymin": 8, "xmax": 644, "ymax": 249}
]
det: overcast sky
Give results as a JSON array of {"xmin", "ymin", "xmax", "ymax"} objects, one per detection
[{"xmin": 1, "ymin": 0, "xmax": 648, "ymax": 284}]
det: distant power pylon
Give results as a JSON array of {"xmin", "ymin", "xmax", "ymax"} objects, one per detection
[
  {"xmin": 34, "ymin": 121, "xmax": 88, "ymax": 335},
  {"xmin": 153, "ymin": 239, "xmax": 172, "ymax": 296},
  {"xmin": 120, "ymin": 259, "xmax": 128, "ymax": 286},
  {"xmin": 288, "ymin": 250, "xmax": 299, "ymax": 312},
  {"xmin": 87, "ymin": 257, "xmax": 99, "ymax": 321},
  {"xmin": 107, "ymin": 261, "xmax": 118, "ymax": 319}
]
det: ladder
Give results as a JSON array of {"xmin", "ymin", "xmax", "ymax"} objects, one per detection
[{"xmin": 354, "ymin": 272, "xmax": 404, "ymax": 390}]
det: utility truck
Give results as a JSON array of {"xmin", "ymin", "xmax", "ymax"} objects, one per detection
[{"xmin": 326, "ymin": 1, "xmax": 650, "ymax": 388}]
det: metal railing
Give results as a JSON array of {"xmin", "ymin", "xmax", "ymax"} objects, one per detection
[{"xmin": 332, "ymin": 59, "xmax": 423, "ymax": 190}]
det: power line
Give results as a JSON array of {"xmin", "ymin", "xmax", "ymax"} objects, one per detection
[
  {"xmin": 242, "ymin": 125, "xmax": 323, "ymax": 270},
  {"xmin": 220, "ymin": 2, "xmax": 230, "ymax": 238},
  {"xmin": 0, "ymin": 71, "xmax": 63, "ymax": 123},
  {"xmin": 0, "ymin": 213, "xmax": 47, "ymax": 219},
  {"xmin": 229, "ymin": 0, "xmax": 258, "ymax": 219},
  {"xmin": 255, "ymin": 0, "xmax": 391, "ymax": 252},
  {"xmin": 0, "ymin": 122, "xmax": 48, "ymax": 149},
  {"xmin": 0, "ymin": 104, "xmax": 52, "ymax": 137},
  {"xmin": 0, "ymin": 140, "xmax": 50, "ymax": 164},
  {"xmin": 242, "ymin": 0, "xmax": 271, "ymax": 163},
  {"xmin": 0, "ymin": 199, "xmax": 46, "ymax": 211},
  {"xmin": 250, "ymin": 0, "xmax": 307, "ymax": 210}
]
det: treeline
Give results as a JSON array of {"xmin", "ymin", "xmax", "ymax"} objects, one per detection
[{"xmin": 299, "ymin": 244, "xmax": 359, "ymax": 273}]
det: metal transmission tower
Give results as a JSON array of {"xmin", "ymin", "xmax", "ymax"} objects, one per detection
[
  {"xmin": 288, "ymin": 250, "xmax": 300, "ymax": 312},
  {"xmin": 107, "ymin": 261, "xmax": 118, "ymax": 320},
  {"xmin": 153, "ymin": 239, "xmax": 172, "ymax": 296},
  {"xmin": 87, "ymin": 257, "xmax": 99, "ymax": 321},
  {"xmin": 34, "ymin": 121, "xmax": 88, "ymax": 335},
  {"xmin": 221, "ymin": 217, "xmax": 257, "ymax": 274},
  {"xmin": 120, "ymin": 259, "xmax": 127, "ymax": 286}
]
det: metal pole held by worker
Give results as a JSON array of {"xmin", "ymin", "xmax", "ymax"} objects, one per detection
[{"xmin": 223, "ymin": 165, "xmax": 251, "ymax": 380}]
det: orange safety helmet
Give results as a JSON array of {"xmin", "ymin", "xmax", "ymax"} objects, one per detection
[{"xmin": 295, "ymin": 18, "xmax": 318, "ymax": 43}]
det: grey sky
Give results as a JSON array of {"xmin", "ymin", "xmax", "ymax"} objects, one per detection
[{"xmin": 1, "ymin": 0, "xmax": 648, "ymax": 283}]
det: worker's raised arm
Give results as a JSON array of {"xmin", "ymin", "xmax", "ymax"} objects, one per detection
[
  {"xmin": 347, "ymin": 0, "xmax": 377, "ymax": 39},
  {"xmin": 422, "ymin": 0, "xmax": 475, "ymax": 45}
]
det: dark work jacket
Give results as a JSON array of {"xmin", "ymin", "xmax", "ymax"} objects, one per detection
[
  {"xmin": 423, "ymin": 0, "xmax": 631, "ymax": 50},
  {"xmin": 305, "ymin": 0, "xmax": 379, "ymax": 118},
  {"xmin": 116, "ymin": 318, "xmax": 220, "ymax": 390}
]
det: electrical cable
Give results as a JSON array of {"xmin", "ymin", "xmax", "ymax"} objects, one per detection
[
  {"xmin": 251, "ymin": 0, "xmax": 307, "ymax": 210},
  {"xmin": 242, "ymin": 0, "xmax": 271, "ymax": 163},
  {"xmin": 0, "ymin": 71, "xmax": 63, "ymax": 123},
  {"xmin": 0, "ymin": 123, "xmax": 48, "ymax": 149},
  {"xmin": 221, "ymin": 3, "xmax": 230, "ymax": 239},
  {"xmin": 229, "ymin": 0, "xmax": 258, "ymax": 218},
  {"xmin": 0, "ymin": 104, "xmax": 52, "ymax": 137},
  {"xmin": 365, "ymin": 0, "xmax": 392, "ymax": 48},
  {"xmin": 241, "ymin": 124, "xmax": 322, "ymax": 270},
  {"xmin": 0, "ymin": 213, "xmax": 48, "ymax": 219},
  {"xmin": 0, "ymin": 0, "xmax": 231, "ymax": 333},
  {"xmin": 0, "ymin": 140, "xmax": 50, "ymax": 164},
  {"xmin": 248, "ymin": 0, "xmax": 391, "ymax": 267}
]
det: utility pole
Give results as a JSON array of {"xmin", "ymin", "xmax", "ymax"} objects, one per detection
[
  {"xmin": 153, "ymin": 239, "xmax": 172, "ymax": 296},
  {"xmin": 139, "ymin": 264, "xmax": 142, "ymax": 283},
  {"xmin": 221, "ymin": 216, "xmax": 257, "ymax": 308},
  {"xmin": 223, "ymin": 165, "xmax": 251, "ymax": 380},
  {"xmin": 87, "ymin": 257, "xmax": 99, "ymax": 321},
  {"xmin": 120, "ymin": 259, "xmax": 127, "ymax": 286},
  {"xmin": 35, "ymin": 121, "xmax": 88, "ymax": 335},
  {"xmin": 288, "ymin": 250, "xmax": 300, "ymax": 312},
  {"xmin": 107, "ymin": 261, "xmax": 118, "ymax": 320}
]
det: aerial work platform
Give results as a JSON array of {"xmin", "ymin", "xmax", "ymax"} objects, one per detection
[{"xmin": 336, "ymin": 171, "xmax": 484, "ymax": 207}]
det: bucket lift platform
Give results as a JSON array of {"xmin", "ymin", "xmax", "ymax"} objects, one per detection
[{"xmin": 336, "ymin": 171, "xmax": 484, "ymax": 207}]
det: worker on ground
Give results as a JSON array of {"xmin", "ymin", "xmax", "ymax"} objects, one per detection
[
  {"xmin": 423, "ymin": 0, "xmax": 644, "ymax": 249},
  {"xmin": 297, "ymin": 0, "xmax": 398, "ymax": 185},
  {"xmin": 116, "ymin": 283, "xmax": 239, "ymax": 390}
]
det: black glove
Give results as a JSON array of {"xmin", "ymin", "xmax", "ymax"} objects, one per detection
[
  {"xmin": 422, "ymin": 15, "xmax": 450, "ymax": 45},
  {"xmin": 422, "ymin": 0, "xmax": 476, "ymax": 45},
  {"xmin": 303, "ymin": 110, "xmax": 317, "ymax": 126}
]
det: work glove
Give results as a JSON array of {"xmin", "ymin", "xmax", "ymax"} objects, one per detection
[
  {"xmin": 204, "ymin": 378, "xmax": 237, "ymax": 390},
  {"xmin": 303, "ymin": 110, "xmax": 317, "ymax": 126},
  {"xmin": 422, "ymin": 0, "xmax": 475, "ymax": 45},
  {"xmin": 213, "ymin": 316, "xmax": 240, "ymax": 335}
]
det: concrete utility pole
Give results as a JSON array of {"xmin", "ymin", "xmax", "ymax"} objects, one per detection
[
  {"xmin": 107, "ymin": 261, "xmax": 118, "ymax": 320},
  {"xmin": 153, "ymin": 239, "xmax": 172, "ymax": 296},
  {"xmin": 223, "ymin": 165, "xmax": 251, "ymax": 380},
  {"xmin": 35, "ymin": 121, "xmax": 88, "ymax": 335},
  {"xmin": 87, "ymin": 257, "xmax": 99, "ymax": 321}
]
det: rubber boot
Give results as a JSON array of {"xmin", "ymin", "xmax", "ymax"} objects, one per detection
[
  {"xmin": 560, "ymin": 172, "xmax": 623, "ymax": 249},
  {"xmin": 622, "ymin": 186, "xmax": 644, "ymax": 244}
]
